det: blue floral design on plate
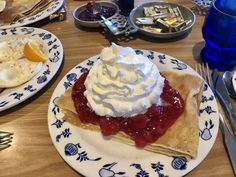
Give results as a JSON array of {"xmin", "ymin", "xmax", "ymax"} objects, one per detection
[
  {"xmin": 51, "ymin": 119, "xmax": 65, "ymax": 129},
  {"xmin": 76, "ymin": 65, "xmax": 89, "ymax": 73},
  {"xmin": 42, "ymin": 33, "xmax": 52, "ymax": 40},
  {"xmin": 135, "ymin": 49, "xmax": 144, "ymax": 55},
  {"xmin": 201, "ymin": 94, "xmax": 214, "ymax": 103},
  {"xmin": 10, "ymin": 28, "xmax": 17, "ymax": 35},
  {"xmin": 170, "ymin": 59, "xmax": 187, "ymax": 70},
  {"xmin": 65, "ymin": 143, "xmax": 102, "ymax": 162},
  {"xmin": 171, "ymin": 157, "xmax": 187, "ymax": 170},
  {"xmin": 200, "ymin": 119, "xmax": 214, "ymax": 140},
  {"xmin": 99, "ymin": 162, "xmax": 125, "ymax": 177},
  {"xmin": 37, "ymin": 65, "xmax": 50, "ymax": 84},
  {"xmin": 87, "ymin": 60, "xmax": 94, "ymax": 66},
  {"xmin": 49, "ymin": 44, "xmax": 60, "ymax": 52},
  {"xmin": 24, "ymin": 85, "xmax": 36, "ymax": 92},
  {"xmin": 63, "ymin": 73, "xmax": 77, "ymax": 89},
  {"xmin": 51, "ymin": 97, "xmax": 60, "ymax": 116},
  {"xmin": 49, "ymin": 51, "xmax": 61, "ymax": 63},
  {"xmin": 203, "ymin": 83, "xmax": 208, "ymax": 91},
  {"xmin": 158, "ymin": 54, "xmax": 166, "ymax": 64},
  {"xmin": 56, "ymin": 128, "xmax": 72, "ymax": 142},
  {"xmin": 9, "ymin": 92, "xmax": 23, "ymax": 100},
  {"xmin": 147, "ymin": 51, "xmax": 154, "ymax": 60},
  {"xmin": 151, "ymin": 162, "xmax": 168, "ymax": 177},
  {"xmin": 21, "ymin": 28, "xmax": 35, "ymax": 34},
  {"xmin": 0, "ymin": 101, "xmax": 9, "ymax": 107},
  {"xmin": 199, "ymin": 106, "xmax": 216, "ymax": 115},
  {"xmin": 48, "ymin": 38, "xmax": 57, "ymax": 46},
  {"xmin": 130, "ymin": 163, "xmax": 149, "ymax": 177},
  {"xmin": 1, "ymin": 29, "xmax": 7, "ymax": 35}
]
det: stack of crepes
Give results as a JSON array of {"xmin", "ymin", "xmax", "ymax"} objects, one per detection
[
  {"xmin": 57, "ymin": 44, "xmax": 203, "ymax": 160},
  {"xmin": 0, "ymin": 0, "xmax": 53, "ymax": 24}
]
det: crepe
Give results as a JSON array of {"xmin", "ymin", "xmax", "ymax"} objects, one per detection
[
  {"xmin": 0, "ymin": 0, "xmax": 52, "ymax": 24},
  {"xmin": 56, "ymin": 71, "xmax": 203, "ymax": 160}
]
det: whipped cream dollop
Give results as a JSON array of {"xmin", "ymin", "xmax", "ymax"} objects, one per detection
[{"xmin": 84, "ymin": 43, "xmax": 165, "ymax": 118}]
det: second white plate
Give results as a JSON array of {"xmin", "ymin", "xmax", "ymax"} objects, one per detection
[
  {"xmin": 48, "ymin": 50, "xmax": 219, "ymax": 177},
  {"xmin": 0, "ymin": 27, "xmax": 64, "ymax": 112}
]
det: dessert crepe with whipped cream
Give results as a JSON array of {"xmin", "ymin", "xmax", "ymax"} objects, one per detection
[
  {"xmin": 57, "ymin": 44, "xmax": 203, "ymax": 160},
  {"xmin": 0, "ymin": 0, "xmax": 52, "ymax": 24}
]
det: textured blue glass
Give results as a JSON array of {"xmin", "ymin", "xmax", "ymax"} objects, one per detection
[{"xmin": 201, "ymin": 0, "xmax": 236, "ymax": 71}]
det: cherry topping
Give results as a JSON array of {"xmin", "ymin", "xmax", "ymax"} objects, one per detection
[
  {"xmin": 99, "ymin": 117, "xmax": 121, "ymax": 136},
  {"xmin": 128, "ymin": 114, "xmax": 149, "ymax": 131},
  {"xmin": 72, "ymin": 72, "xmax": 185, "ymax": 148}
]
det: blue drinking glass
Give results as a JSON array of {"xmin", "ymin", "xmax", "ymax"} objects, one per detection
[{"xmin": 201, "ymin": 0, "xmax": 236, "ymax": 71}]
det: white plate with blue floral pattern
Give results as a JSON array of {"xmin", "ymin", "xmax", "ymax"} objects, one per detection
[
  {"xmin": 0, "ymin": 27, "xmax": 63, "ymax": 112},
  {"xmin": 0, "ymin": 0, "xmax": 64, "ymax": 30},
  {"xmin": 48, "ymin": 50, "xmax": 219, "ymax": 177}
]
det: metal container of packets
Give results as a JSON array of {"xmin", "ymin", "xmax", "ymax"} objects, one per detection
[{"xmin": 128, "ymin": 2, "xmax": 196, "ymax": 38}]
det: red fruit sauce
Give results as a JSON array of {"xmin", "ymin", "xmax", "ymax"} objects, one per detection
[{"xmin": 72, "ymin": 72, "xmax": 184, "ymax": 148}]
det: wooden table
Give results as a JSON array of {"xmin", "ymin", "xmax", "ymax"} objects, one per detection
[{"xmin": 0, "ymin": 0, "xmax": 234, "ymax": 176}]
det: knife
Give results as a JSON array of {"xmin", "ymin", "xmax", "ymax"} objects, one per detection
[
  {"xmin": 212, "ymin": 69, "xmax": 236, "ymax": 136},
  {"xmin": 219, "ymin": 113, "xmax": 236, "ymax": 176}
]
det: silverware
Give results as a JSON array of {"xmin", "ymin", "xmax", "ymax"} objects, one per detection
[
  {"xmin": 196, "ymin": 63, "xmax": 236, "ymax": 176},
  {"xmin": 223, "ymin": 71, "xmax": 236, "ymax": 99},
  {"xmin": 219, "ymin": 113, "xmax": 236, "ymax": 176},
  {"xmin": 92, "ymin": 1, "xmax": 119, "ymax": 35},
  {"xmin": 12, "ymin": 0, "xmax": 54, "ymax": 23},
  {"xmin": 212, "ymin": 69, "xmax": 236, "ymax": 136},
  {"xmin": 0, "ymin": 131, "xmax": 13, "ymax": 149}
]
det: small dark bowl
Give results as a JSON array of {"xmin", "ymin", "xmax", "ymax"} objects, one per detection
[
  {"xmin": 73, "ymin": 1, "xmax": 119, "ymax": 28},
  {"xmin": 129, "ymin": 2, "xmax": 196, "ymax": 39}
]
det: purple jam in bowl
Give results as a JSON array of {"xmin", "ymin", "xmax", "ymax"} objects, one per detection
[{"xmin": 78, "ymin": 2, "xmax": 117, "ymax": 21}]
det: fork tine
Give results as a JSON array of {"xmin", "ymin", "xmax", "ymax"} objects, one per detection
[
  {"xmin": 0, "ymin": 131, "xmax": 14, "ymax": 134},
  {"xmin": 206, "ymin": 63, "xmax": 214, "ymax": 91},
  {"xmin": 199, "ymin": 63, "xmax": 205, "ymax": 81},
  {"xmin": 195, "ymin": 64, "xmax": 200, "ymax": 78},
  {"xmin": 0, "ymin": 134, "xmax": 13, "ymax": 140},
  {"xmin": 0, "ymin": 134, "xmax": 13, "ymax": 139},
  {"xmin": 0, "ymin": 131, "xmax": 13, "ymax": 150},
  {"xmin": 0, "ymin": 144, "xmax": 11, "ymax": 149},
  {"xmin": 195, "ymin": 63, "xmax": 206, "ymax": 81},
  {"xmin": 0, "ymin": 138, "xmax": 12, "ymax": 145}
]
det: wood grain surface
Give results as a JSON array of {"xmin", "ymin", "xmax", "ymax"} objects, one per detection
[{"xmin": 0, "ymin": 0, "xmax": 234, "ymax": 177}]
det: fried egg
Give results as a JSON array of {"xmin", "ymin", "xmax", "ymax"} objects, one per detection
[
  {"xmin": 0, "ymin": 59, "xmax": 43, "ymax": 88},
  {"xmin": 0, "ymin": 38, "xmax": 27, "ymax": 62},
  {"xmin": 0, "ymin": 38, "xmax": 45, "ymax": 88}
]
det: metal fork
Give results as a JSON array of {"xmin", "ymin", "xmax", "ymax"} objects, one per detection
[
  {"xmin": 196, "ymin": 63, "xmax": 236, "ymax": 176},
  {"xmin": 0, "ymin": 131, "xmax": 13, "ymax": 149}
]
